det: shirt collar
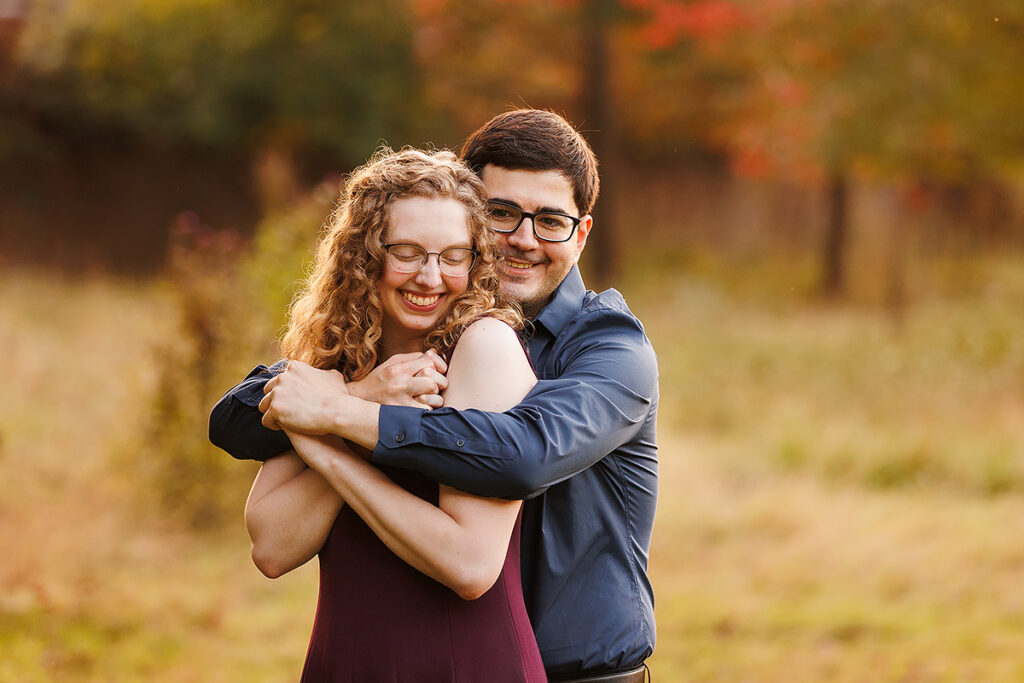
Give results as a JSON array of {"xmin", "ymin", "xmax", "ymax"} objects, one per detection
[{"xmin": 532, "ymin": 265, "xmax": 586, "ymax": 337}]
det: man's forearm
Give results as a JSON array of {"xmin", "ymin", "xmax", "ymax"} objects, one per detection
[
  {"xmin": 213, "ymin": 354, "xmax": 440, "ymax": 462},
  {"xmin": 372, "ymin": 343, "xmax": 659, "ymax": 499},
  {"xmin": 209, "ymin": 366, "xmax": 293, "ymax": 461},
  {"xmin": 373, "ymin": 394, "xmax": 637, "ymax": 499}
]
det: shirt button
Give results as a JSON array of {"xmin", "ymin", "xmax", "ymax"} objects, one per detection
[
  {"xmin": 456, "ymin": 439, "xmax": 465, "ymax": 447},
  {"xmin": 395, "ymin": 432, "xmax": 405, "ymax": 443}
]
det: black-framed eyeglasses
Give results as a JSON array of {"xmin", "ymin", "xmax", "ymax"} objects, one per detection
[
  {"xmin": 485, "ymin": 200, "xmax": 582, "ymax": 243},
  {"xmin": 383, "ymin": 243, "xmax": 479, "ymax": 277}
]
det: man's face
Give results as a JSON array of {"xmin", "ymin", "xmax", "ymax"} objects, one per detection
[{"xmin": 480, "ymin": 165, "xmax": 592, "ymax": 319}]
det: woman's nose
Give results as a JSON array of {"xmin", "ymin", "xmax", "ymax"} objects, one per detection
[{"xmin": 414, "ymin": 255, "xmax": 443, "ymax": 287}]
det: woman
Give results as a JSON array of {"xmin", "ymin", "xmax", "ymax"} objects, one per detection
[{"xmin": 243, "ymin": 148, "xmax": 545, "ymax": 681}]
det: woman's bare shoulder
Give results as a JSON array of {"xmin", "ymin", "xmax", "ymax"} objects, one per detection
[
  {"xmin": 444, "ymin": 317, "xmax": 535, "ymax": 411},
  {"xmin": 456, "ymin": 316, "xmax": 521, "ymax": 347}
]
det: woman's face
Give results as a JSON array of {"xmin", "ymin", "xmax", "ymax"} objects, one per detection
[{"xmin": 378, "ymin": 196, "xmax": 473, "ymax": 346}]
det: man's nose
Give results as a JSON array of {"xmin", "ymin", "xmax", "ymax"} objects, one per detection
[{"xmin": 506, "ymin": 216, "xmax": 540, "ymax": 251}]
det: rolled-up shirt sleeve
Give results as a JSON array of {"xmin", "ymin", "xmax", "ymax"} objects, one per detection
[
  {"xmin": 208, "ymin": 361, "xmax": 293, "ymax": 461},
  {"xmin": 372, "ymin": 308, "xmax": 659, "ymax": 499}
]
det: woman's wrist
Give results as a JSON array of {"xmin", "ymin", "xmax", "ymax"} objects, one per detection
[
  {"xmin": 325, "ymin": 394, "xmax": 382, "ymax": 453},
  {"xmin": 345, "ymin": 376, "xmax": 368, "ymax": 402}
]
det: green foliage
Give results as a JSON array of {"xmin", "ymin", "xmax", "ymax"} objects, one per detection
[
  {"xmin": 15, "ymin": 0, "xmax": 429, "ymax": 163},
  {"xmin": 10, "ymin": 0, "xmax": 1024, "ymax": 181},
  {"xmin": 242, "ymin": 179, "xmax": 338, "ymax": 334}
]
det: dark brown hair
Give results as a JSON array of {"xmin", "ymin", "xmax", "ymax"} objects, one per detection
[{"xmin": 460, "ymin": 109, "xmax": 600, "ymax": 215}]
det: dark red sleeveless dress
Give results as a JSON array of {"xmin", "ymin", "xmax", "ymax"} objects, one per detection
[{"xmin": 300, "ymin": 463, "xmax": 546, "ymax": 682}]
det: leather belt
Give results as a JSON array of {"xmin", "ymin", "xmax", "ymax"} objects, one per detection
[{"xmin": 549, "ymin": 664, "xmax": 648, "ymax": 683}]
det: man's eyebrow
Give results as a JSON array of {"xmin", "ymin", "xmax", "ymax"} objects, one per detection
[
  {"xmin": 536, "ymin": 205, "xmax": 573, "ymax": 215},
  {"xmin": 489, "ymin": 197, "xmax": 573, "ymax": 215}
]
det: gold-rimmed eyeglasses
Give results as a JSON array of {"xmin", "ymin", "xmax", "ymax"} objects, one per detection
[{"xmin": 383, "ymin": 243, "xmax": 479, "ymax": 277}]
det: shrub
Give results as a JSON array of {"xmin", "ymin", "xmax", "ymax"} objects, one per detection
[{"xmin": 132, "ymin": 182, "xmax": 335, "ymax": 530}]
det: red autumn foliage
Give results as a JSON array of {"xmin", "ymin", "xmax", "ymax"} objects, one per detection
[{"xmin": 627, "ymin": 0, "xmax": 749, "ymax": 48}]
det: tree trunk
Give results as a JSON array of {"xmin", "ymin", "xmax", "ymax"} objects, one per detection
[
  {"xmin": 580, "ymin": 0, "xmax": 618, "ymax": 290},
  {"xmin": 821, "ymin": 173, "xmax": 849, "ymax": 298}
]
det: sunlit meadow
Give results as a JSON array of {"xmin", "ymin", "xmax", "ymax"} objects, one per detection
[{"xmin": 2, "ymin": 250, "xmax": 1023, "ymax": 681}]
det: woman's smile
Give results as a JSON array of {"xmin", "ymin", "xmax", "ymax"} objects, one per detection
[{"xmin": 400, "ymin": 289, "xmax": 443, "ymax": 310}]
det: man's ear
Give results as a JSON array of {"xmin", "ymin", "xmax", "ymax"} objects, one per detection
[{"xmin": 574, "ymin": 215, "xmax": 593, "ymax": 259}]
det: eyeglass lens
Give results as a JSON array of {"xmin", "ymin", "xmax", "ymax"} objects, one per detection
[
  {"xmin": 486, "ymin": 203, "xmax": 577, "ymax": 242},
  {"xmin": 386, "ymin": 244, "xmax": 476, "ymax": 276}
]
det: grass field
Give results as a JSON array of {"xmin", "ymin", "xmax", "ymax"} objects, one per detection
[{"xmin": 2, "ymin": 255, "xmax": 1023, "ymax": 681}]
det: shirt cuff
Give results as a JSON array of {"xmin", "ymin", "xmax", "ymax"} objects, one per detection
[
  {"xmin": 371, "ymin": 405, "xmax": 425, "ymax": 465},
  {"xmin": 235, "ymin": 361, "xmax": 288, "ymax": 407}
]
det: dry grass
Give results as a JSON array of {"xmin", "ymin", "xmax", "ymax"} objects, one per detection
[
  {"xmin": 626, "ymin": 253, "xmax": 1024, "ymax": 681},
  {"xmin": 0, "ymin": 270, "xmax": 314, "ymax": 681},
  {"xmin": 627, "ymin": 253, "xmax": 1024, "ymax": 495},
  {"xmin": 3, "ymin": 253, "xmax": 1024, "ymax": 681},
  {"xmin": 646, "ymin": 434, "xmax": 1024, "ymax": 681}
]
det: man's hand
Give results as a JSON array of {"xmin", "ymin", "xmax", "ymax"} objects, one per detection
[
  {"xmin": 347, "ymin": 349, "xmax": 448, "ymax": 409},
  {"xmin": 259, "ymin": 361, "xmax": 350, "ymax": 433}
]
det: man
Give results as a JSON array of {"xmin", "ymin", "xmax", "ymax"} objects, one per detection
[{"xmin": 210, "ymin": 109, "xmax": 659, "ymax": 682}]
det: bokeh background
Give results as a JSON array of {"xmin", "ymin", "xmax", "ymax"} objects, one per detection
[{"xmin": 3, "ymin": 0, "xmax": 1024, "ymax": 680}]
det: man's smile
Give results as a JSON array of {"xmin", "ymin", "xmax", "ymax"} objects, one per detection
[
  {"xmin": 498, "ymin": 249, "xmax": 545, "ymax": 274},
  {"xmin": 504, "ymin": 259, "xmax": 537, "ymax": 270}
]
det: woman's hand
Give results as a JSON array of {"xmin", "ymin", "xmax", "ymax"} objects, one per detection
[{"xmin": 347, "ymin": 349, "xmax": 448, "ymax": 408}]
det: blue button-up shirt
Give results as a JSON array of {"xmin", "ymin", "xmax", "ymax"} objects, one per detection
[
  {"xmin": 374, "ymin": 266, "xmax": 659, "ymax": 675},
  {"xmin": 208, "ymin": 265, "xmax": 659, "ymax": 676}
]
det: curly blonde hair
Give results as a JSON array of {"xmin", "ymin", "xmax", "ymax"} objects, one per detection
[{"xmin": 281, "ymin": 148, "xmax": 522, "ymax": 380}]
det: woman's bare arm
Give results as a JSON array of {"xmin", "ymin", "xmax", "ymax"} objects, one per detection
[
  {"xmin": 244, "ymin": 451, "xmax": 344, "ymax": 578},
  {"xmin": 241, "ymin": 350, "xmax": 452, "ymax": 578},
  {"xmin": 289, "ymin": 318, "xmax": 536, "ymax": 599}
]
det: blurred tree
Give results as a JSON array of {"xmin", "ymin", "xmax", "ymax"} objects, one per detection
[
  {"xmin": 706, "ymin": 0, "xmax": 1024, "ymax": 297},
  {"xmin": 13, "ymin": 0, "xmax": 434, "ymax": 173},
  {"xmin": 10, "ymin": 0, "xmax": 1023, "ymax": 286},
  {"xmin": 6, "ymin": 0, "xmax": 754, "ymax": 280},
  {"xmin": 616, "ymin": 0, "xmax": 749, "ymax": 157},
  {"xmin": 409, "ymin": 0, "xmax": 580, "ymax": 140},
  {"xmin": 580, "ymin": 0, "xmax": 621, "ymax": 286},
  {"xmin": 409, "ymin": 0, "xmax": 730, "ymax": 287}
]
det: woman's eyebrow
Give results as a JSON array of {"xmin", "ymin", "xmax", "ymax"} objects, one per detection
[{"xmin": 389, "ymin": 239, "xmax": 474, "ymax": 249}]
